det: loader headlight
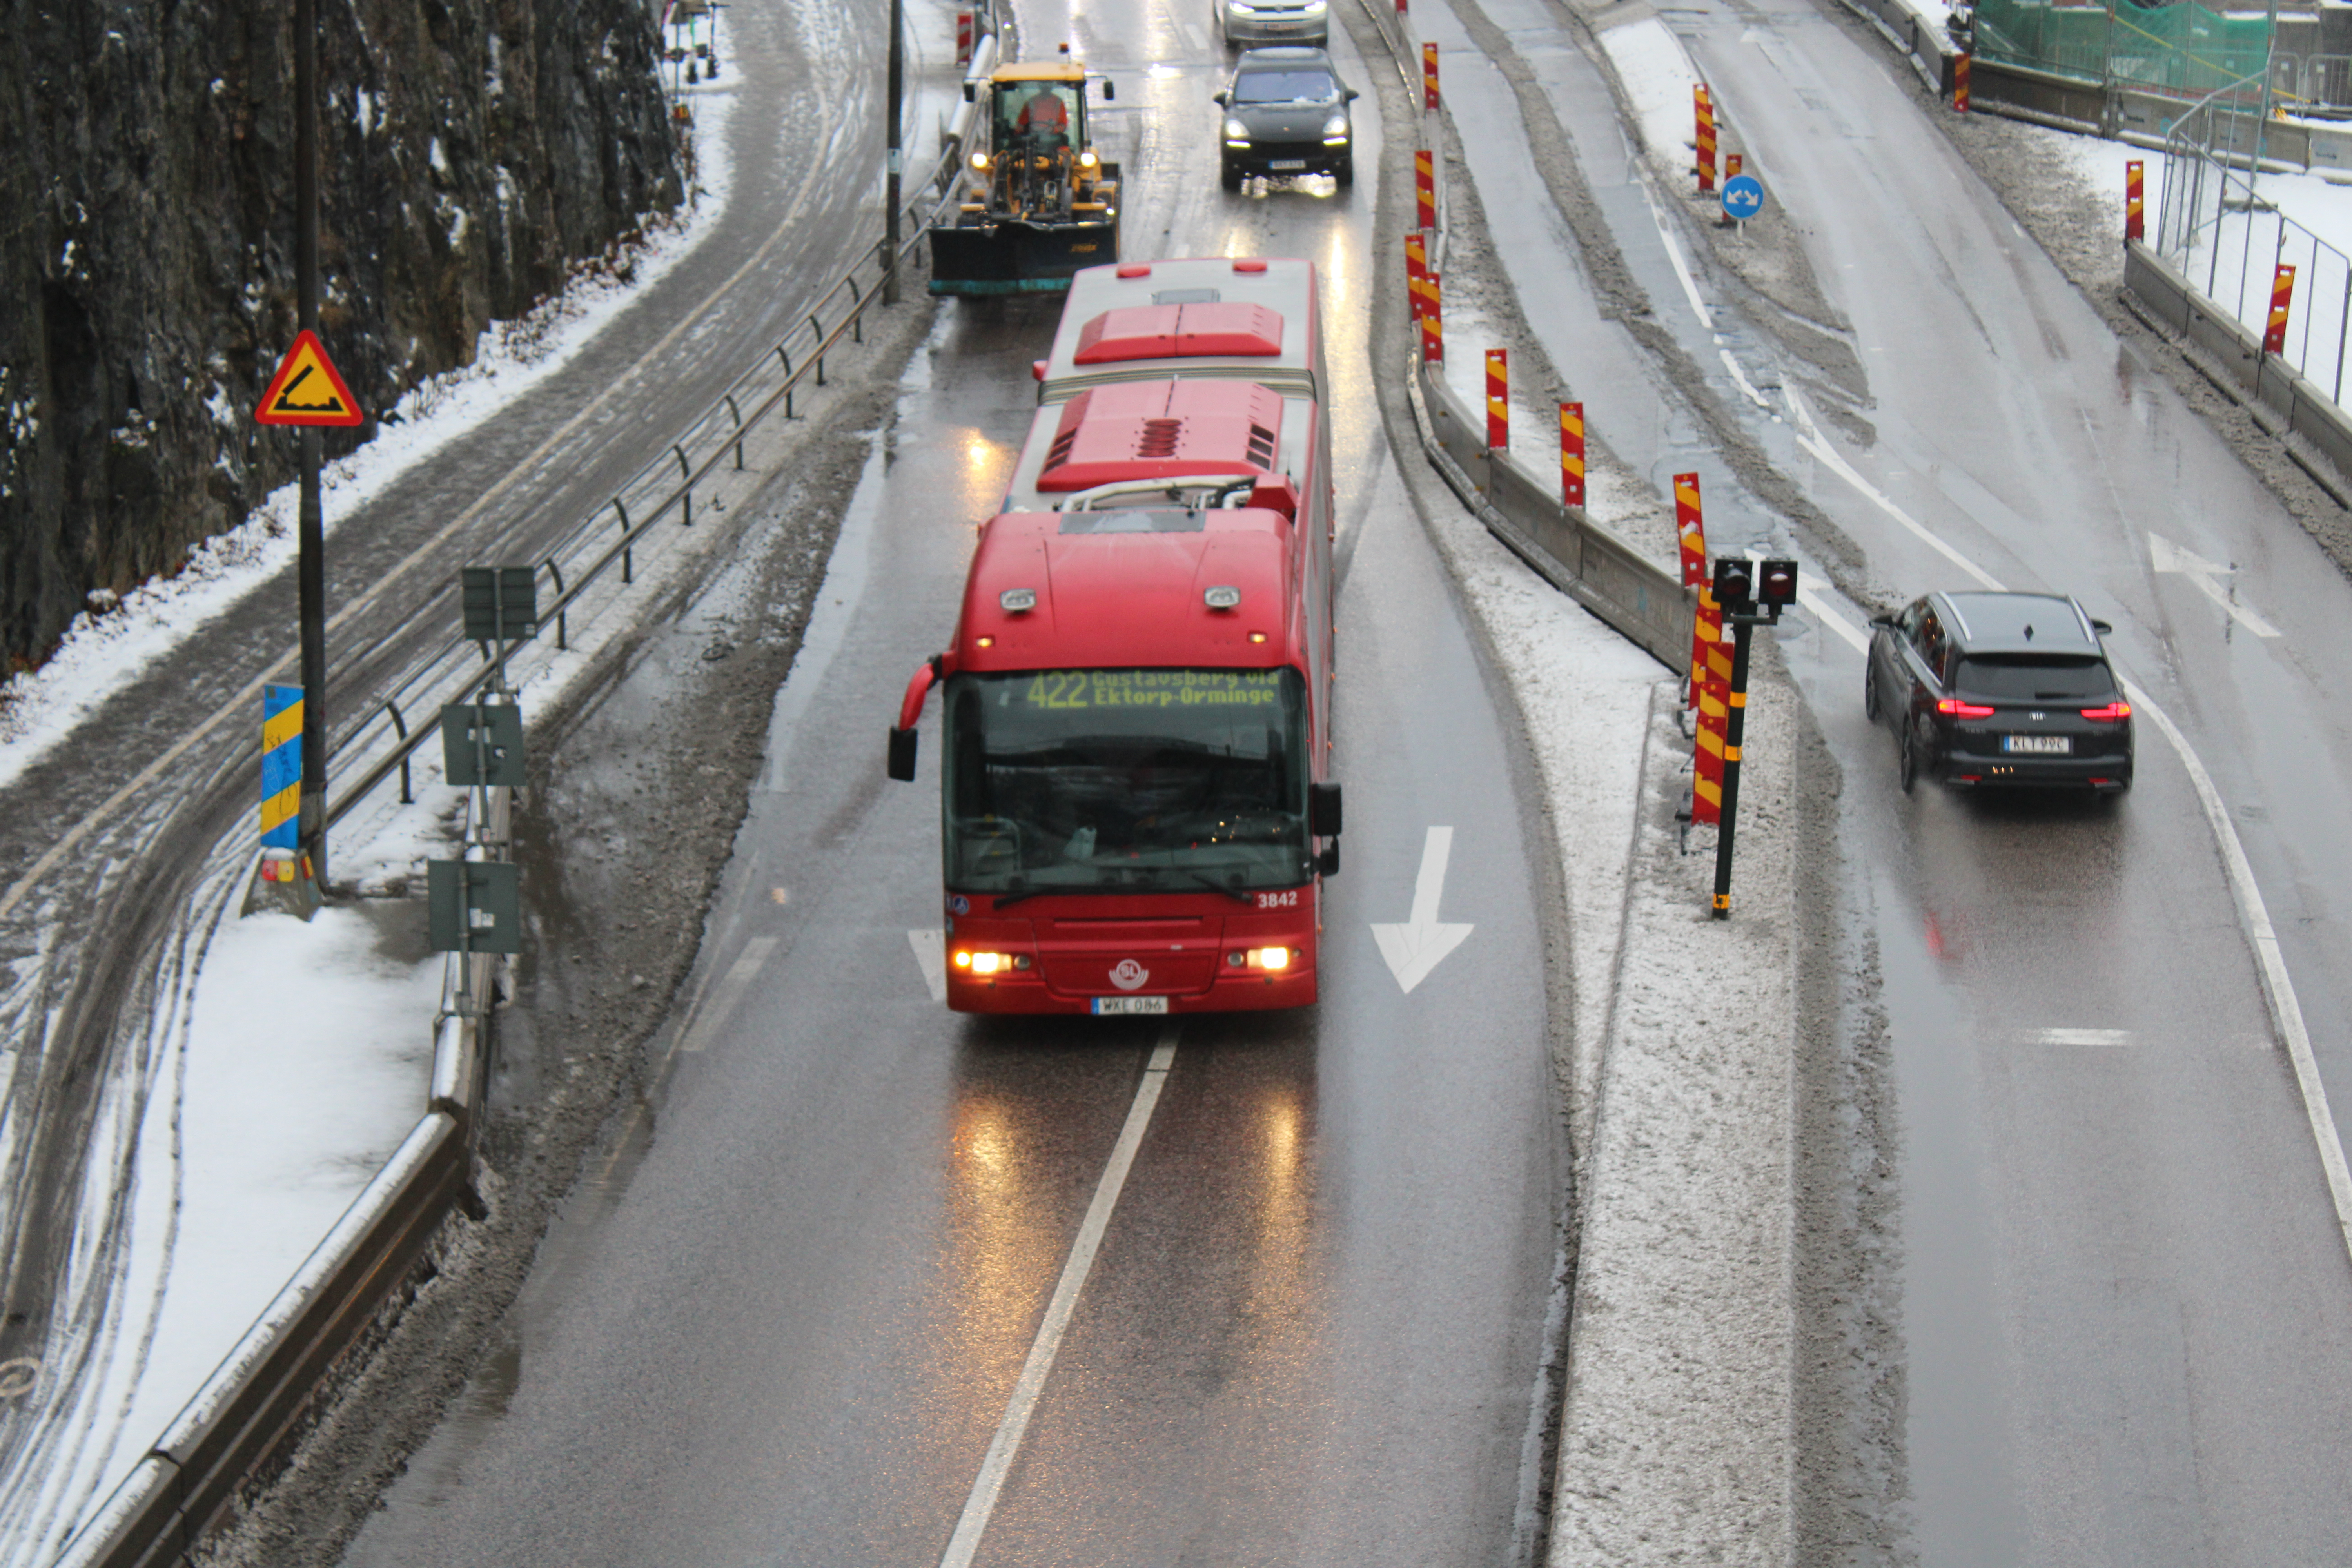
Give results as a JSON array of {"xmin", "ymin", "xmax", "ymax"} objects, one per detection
[
  {"xmin": 1077, "ymin": 149, "xmax": 1099, "ymax": 170},
  {"xmin": 969, "ymin": 151, "xmax": 991, "ymax": 171}
]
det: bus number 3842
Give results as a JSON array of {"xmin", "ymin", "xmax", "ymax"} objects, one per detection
[{"xmin": 1256, "ymin": 890, "xmax": 1300, "ymax": 910}]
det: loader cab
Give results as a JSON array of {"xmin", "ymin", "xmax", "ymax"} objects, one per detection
[{"xmin": 998, "ymin": 80, "xmax": 1082, "ymax": 149}]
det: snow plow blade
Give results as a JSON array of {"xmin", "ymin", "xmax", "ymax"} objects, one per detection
[{"xmin": 928, "ymin": 218, "xmax": 1120, "ymax": 296}]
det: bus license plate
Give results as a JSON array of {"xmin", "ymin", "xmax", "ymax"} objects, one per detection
[
  {"xmin": 2003, "ymin": 734, "xmax": 2071, "ymax": 755},
  {"xmin": 1092, "ymin": 996, "xmax": 1169, "ymax": 1015},
  {"xmin": 1269, "ymin": 160, "xmax": 1308, "ymax": 171}
]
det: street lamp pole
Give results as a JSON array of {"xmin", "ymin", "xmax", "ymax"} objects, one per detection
[
  {"xmin": 294, "ymin": 0, "xmax": 328, "ymax": 884},
  {"xmin": 884, "ymin": 0, "xmax": 905, "ymax": 304}
]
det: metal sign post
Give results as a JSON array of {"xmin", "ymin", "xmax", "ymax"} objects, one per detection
[{"xmin": 1706, "ymin": 556, "xmax": 1798, "ymax": 919}]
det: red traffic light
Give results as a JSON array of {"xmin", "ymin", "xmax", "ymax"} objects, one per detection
[
  {"xmin": 1711, "ymin": 556, "xmax": 1753, "ymax": 606},
  {"xmin": 1757, "ymin": 557, "xmax": 1798, "ymax": 606}
]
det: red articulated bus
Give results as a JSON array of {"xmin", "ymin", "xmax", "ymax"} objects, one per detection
[{"xmin": 888, "ymin": 256, "xmax": 1342, "ymax": 1015}]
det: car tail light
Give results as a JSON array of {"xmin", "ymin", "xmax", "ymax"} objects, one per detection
[
  {"xmin": 1936, "ymin": 699, "xmax": 1996, "ymax": 719},
  {"xmin": 2080, "ymin": 701, "xmax": 2132, "ymax": 721}
]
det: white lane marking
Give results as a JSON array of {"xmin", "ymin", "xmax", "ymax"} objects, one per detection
[
  {"xmin": 1371, "ymin": 826, "xmax": 1475, "ymax": 994},
  {"xmin": 1797, "ymin": 583, "xmax": 1870, "ymax": 652},
  {"xmin": 1719, "ymin": 347, "xmax": 1774, "ymax": 412},
  {"xmin": 680, "ymin": 936, "xmax": 779, "ymax": 1054},
  {"xmin": 2025, "ymin": 1027, "xmax": 2133, "ymax": 1047},
  {"xmin": 1656, "ymin": 210, "xmax": 1713, "ymax": 328},
  {"xmin": 1787, "ymin": 390, "xmax": 2001, "ymax": 590},
  {"xmin": 1797, "ymin": 399, "xmax": 2352, "ymax": 1268},
  {"xmin": 909, "ymin": 927, "xmax": 946, "ymax": 1003},
  {"xmin": 938, "ymin": 1029, "xmax": 1180, "ymax": 1568},
  {"xmin": 2149, "ymin": 532, "xmax": 2282, "ymax": 638},
  {"xmin": 2126, "ymin": 680, "xmax": 2352, "ymax": 1263}
]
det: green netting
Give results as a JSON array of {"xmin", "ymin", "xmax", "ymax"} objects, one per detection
[{"xmin": 1972, "ymin": 0, "xmax": 2271, "ymax": 93}]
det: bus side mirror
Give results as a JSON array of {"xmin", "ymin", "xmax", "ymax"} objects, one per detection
[
  {"xmin": 888, "ymin": 727, "xmax": 919, "ymax": 782},
  {"xmin": 1309, "ymin": 782, "xmax": 1342, "ymax": 837},
  {"xmin": 1317, "ymin": 841, "xmax": 1340, "ymax": 878}
]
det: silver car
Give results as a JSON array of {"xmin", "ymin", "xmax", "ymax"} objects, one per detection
[{"xmin": 1217, "ymin": 0, "xmax": 1330, "ymax": 47}]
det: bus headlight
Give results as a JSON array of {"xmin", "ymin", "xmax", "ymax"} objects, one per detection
[
  {"xmin": 953, "ymin": 949, "xmax": 1032, "ymax": 975},
  {"xmin": 1227, "ymin": 947, "xmax": 1296, "ymax": 971}
]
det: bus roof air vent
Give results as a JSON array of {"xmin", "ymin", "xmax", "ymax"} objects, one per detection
[{"xmin": 1036, "ymin": 380, "xmax": 1285, "ymax": 492}]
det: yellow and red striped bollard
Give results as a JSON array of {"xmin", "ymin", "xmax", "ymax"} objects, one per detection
[
  {"xmin": 1423, "ymin": 43, "xmax": 1440, "ymax": 112},
  {"xmin": 1559, "ymin": 402, "xmax": 1585, "ymax": 509},
  {"xmin": 1954, "ymin": 53, "xmax": 1970, "ymax": 113},
  {"xmin": 2125, "ymin": 160, "xmax": 2144, "ymax": 241},
  {"xmin": 1726, "ymin": 152, "xmax": 1742, "ymax": 180},
  {"xmin": 1691, "ymin": 661, "xmax": 1728, "ymax": 824},
  {"xmin": 1695, "ymin": 86, "xmax": 1716, "ymax": 194},
  {"xmin": 1485, "ymin": 348, "xmax": 1508, "ymax": 452},
  {"xmin": 1675, "ymin": 471, "xmax": 1706, "ymax": 588},
  {"xmin": 2265, "ymin": 263, "xmax": 2297, "ymax": 354},
  {"xmin": 1405, "ymin": 231, "xmax": 1428, "ymax": 322},
  {"xmin": 1416, "ymin": 149, "xmax": 1437, "ymax": 230},
  {"xmin": 1421, "ymin": 272, "xmax": 1444, "ymax": 363}
]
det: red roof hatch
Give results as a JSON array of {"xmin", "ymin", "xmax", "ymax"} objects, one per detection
[
  {"xmin": 1071, "ymin": 302, "xmax": 1285, "ymax": 363},
  {"xmin": 1036, "ymin": 379, "xmax": 1285, "ymax": 492}
]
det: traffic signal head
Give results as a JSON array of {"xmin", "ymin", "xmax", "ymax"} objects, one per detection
[
  {"xmin": 1757, "ymin": 558, "xmax": 1798, "ymax": 607},
  {"xmin": 1711, "ymin": 556, "xmax": 1753, "ymax": 609}
]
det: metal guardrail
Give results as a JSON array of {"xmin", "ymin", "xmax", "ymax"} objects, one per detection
[
  {"xmin": 50, "ymin": 30, "xmax": 1005, "ymax": 1565},
  {"xmin": 1354, "ymin": 0, "xmax": 1690, "ymax": 675}
]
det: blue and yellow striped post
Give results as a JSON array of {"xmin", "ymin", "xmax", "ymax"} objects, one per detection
[{"xmin": 261, "ymin": 685, "xmax": 303, "ymax": 850}]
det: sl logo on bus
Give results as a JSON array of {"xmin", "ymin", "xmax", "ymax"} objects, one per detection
[{"xmin": 1109, "ymin": 958, "xmax": 1149, "ymax": 991}]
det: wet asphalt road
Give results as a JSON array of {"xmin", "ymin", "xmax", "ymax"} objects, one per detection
[
  {"xmin": 1396, "ymin": 0, "xmax": 2352, "ymax": 1553},
  {"xmin": 1674, "ymin": 0, "xmax": 2352, "ymax": 1559},
  {"xmin": 345, "ymin": 5, "xmax": 1566, "ymax": 1566}
]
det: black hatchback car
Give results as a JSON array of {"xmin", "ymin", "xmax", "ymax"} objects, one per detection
[
  {"xmin": 1865, "ymin": 591, "xmax": 2133, "ymax": 793},
  {"xmin": 1214, "ymin": 47, "xmax": 1358, "ymax": 189}
]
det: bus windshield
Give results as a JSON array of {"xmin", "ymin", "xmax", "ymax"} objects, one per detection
[{"xmin": 943, "ymin": 668, "xmax": 1311, "ymax": 898}]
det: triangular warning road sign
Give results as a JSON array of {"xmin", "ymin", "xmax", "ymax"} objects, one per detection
[{"xmin": 255, "ymin": 330, "xmax": 364, "ymax": 427}]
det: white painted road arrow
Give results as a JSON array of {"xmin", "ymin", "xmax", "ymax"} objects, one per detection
[
  {"xmin": 1371, "ymin": 826, "xmax": 1474, "ymax": 994},
  {"xmin": 2150, "ymin": 533, "xmax": 2281, "ymax": 638}
]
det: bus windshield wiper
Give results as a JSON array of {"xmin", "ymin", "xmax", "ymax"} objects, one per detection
[
  {"xmin": 993, "ymin": 882, "xmax": 1040, "ymax": 908},
  {"xmin": 1181, "ymin": 870, "xmax": 1256, "ymax": 905}
]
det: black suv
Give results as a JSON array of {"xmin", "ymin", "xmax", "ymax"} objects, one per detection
[
  {"xmin": 1213, "ymin": 47, "xmax": 1358, "ymax": 189},
  {"xmin": 1865, "ymin": 591, "xmax": 2133, "ymax": 793}
]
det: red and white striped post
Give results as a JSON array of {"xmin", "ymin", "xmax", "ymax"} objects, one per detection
[
  {"xmin": 956, "ymin": 11, "xmax": 973, "ymax": 64},
  {"xmin": 1423, "ymin": 43, "xmax": 1441, "ymax": 112},
  {"xmin": 1954, "ymin": 53, "xmax": 1971, "ymax": 113},
  {"xmin": 1416, "ymin": 149, "xmax": 1437, "ymax": 230},
  {"xmin": 1405, "ymin": 231, "xmax": 1428, "ymax": 322},
  {"xmin": 2125, "ymin": 160, "xmax": 2145, "ymax": 242},
  {"xmin": 1485, "ymin": 348, "xmax": 1508, "ymax": 452},
  {"xmin": 2264, "ymin": 263, "xmax": 2297, "ymax": 355},
  {"xmin": 1421, "ymin": 272, "xmax": 1444, "ymax": 363},
  {"xmin": 1695, "ymin": 85, "xmax": 1717, "ymax": 194},
  {"xmin": 1559, "ymin": 402, "xmax": 1586, "ymax": 509}
]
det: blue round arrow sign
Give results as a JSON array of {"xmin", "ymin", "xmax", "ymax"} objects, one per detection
[{"xmin": 1721, "ymin": 173, "xmax": 1766, "ymax": 221}]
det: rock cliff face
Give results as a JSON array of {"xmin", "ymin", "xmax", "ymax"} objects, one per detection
[{"xmin": 0, "ymin": 0, "xmax": 684, "ymax": 668}]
